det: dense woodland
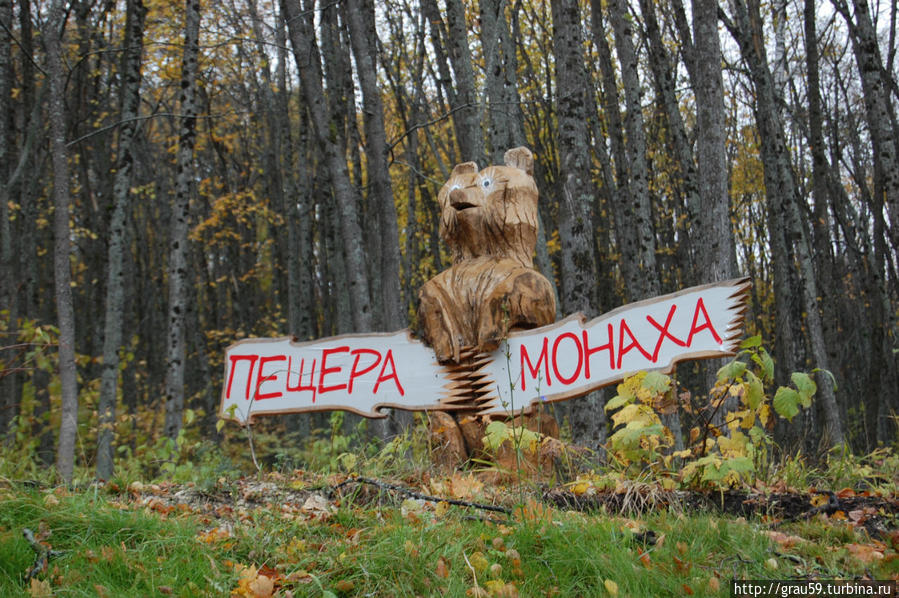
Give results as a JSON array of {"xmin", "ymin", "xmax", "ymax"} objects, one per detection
[{"xmin": 0, "ymin": 0, "xmax": 896, "ymax": 482}]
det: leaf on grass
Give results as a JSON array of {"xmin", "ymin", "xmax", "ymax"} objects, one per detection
[
  {"xmin": 513, "ymin": 499, "xmax": 553, "ymax": 523},
  {"xmin": 469, "ymin": 552, "xmax": 489, "ymax": 576},
  {"xmin": 401, "ymin": 498, "xmax": 425, "ymax": 522},
  {"xmin": 404, "ymin": 539, "xmax": 419, "ymax": 558},
  {"xmin": 248, "ymin": 575, "xmax": 274, "ymax": 598},
  {"xmin": 434, "ymin": 501, "xmax": 450, "ymax": 518},
  {"xmin": 603, "ymin": 579, "xmax": 619, "ymax": 596},
  {"xmin": 449, "ymin": 473, "xmax": 484, "ymax": 499},
  {"xmin": 570, "ymin": 480, "xmax": 591, "ymax": 496},
  {"xmin": 810, "ymin": 493, "xmax": 829, "ymax": 507},
  {"xmin": 233, "ymin": 565, "xmax": 275, "ymax": 598},
  {"xmin": 673, "ymin": 555, "xmax": 691, "ymax": 574},
  {"xmin": 27, "ymin": 579, "xmax": 53, "ymax": 598},
  {"xmin": 830, "ymin": 510, "xmax": 847, "ymax": 521},
  {"xmin": 300, "ymin": 494, "xmax": 333, "ymax": 520},
  {"xmin": 334, "ymin": 580, "xmax": 355, "ymax": 592},
  {"xmin": 848, "ymin": 509, "xmax": 869, "ymax": 524},
  {"xmin": 198, "ymin": 526, "xmax": 232, "ymax": 544},
  {"xmin": 435, "ymin": 557, "xmax": 450, "ymax": 579},
  {"xmin": 846, "ymin": 543, "xmax": 884, "ymax": 564},
  {"xmin": 765, "ymin": 531, "xmax": 803, "ymax": 549}
]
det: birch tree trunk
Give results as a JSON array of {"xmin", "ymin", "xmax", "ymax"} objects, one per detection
[
  {"xmin": 804, "ymin": 0, "xmax": 840, "ymax": 374},
  {"xmin": 479, "ymin": 0, "xmax": 560, "ymax": 306},
  {"xmin": 833, "ymin": 0, "xmax": 899, "ymax": 259},
  {"xmin": 163, "ymin": 0, "xmax": 200, "ymax": 440},
  {"xmin": 590, "ymin": 0, "xmax": 643, "ymax": 302},
  {"xmin": 691, "ymin": 0, "xmax": 738, "ymax": 285},
  {"xmin": 638, "ymin": 0, "xmax": 703, "ymax": 281},
  {"xmin": 97, "ymin": 0, "xmax": 145, "ymax": 479},
  {"xmin": 282, "ymin": 0, "xmax": 373, "ymax": 333},
  {"xmin": 420, "ymin": 0, "xmax": 461, "ymax": 166},
  {"xmin": 479, "ymin": 0, "xmax": 527, "ymax": 162},
  {"xmin": 607, "ymin": 0, "xmax": 659, "ymax": 301},
  {"xmin": 45, "ymin": 0, "xmax": 80, "ymax": 482},
  {"xmin": 551, "ymin": 0, "xmax": 604, "ymax": 450},
  {"xmin": 443, "ymin": 0, "xmax": 484, "ymax": 164},
  {"xmin": 344, "ymin": 0, "xmax": 405, "ymax": 331},
  {"xmin": 344, "ymin": 0, "xmax": 408, "ymax": 437},
  {"xmin": 280, "ymin": 20, "xmax": 315, "ymax": 340},
  {"xmin": 245, "ymin": 0, "xmax": 289, "ymax": 329}
]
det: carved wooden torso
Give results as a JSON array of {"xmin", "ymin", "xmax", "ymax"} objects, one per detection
[{"xmin": 418, "ymin": 147, "xmax": 557, "ymax": 363}]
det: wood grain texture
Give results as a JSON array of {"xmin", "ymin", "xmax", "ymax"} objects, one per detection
[{"xmin": 418, "ymin": 147, "xmax": 557, "ymax": 364}]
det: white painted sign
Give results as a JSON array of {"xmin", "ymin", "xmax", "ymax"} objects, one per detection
[{"xmin": 220, "ymin": 278, "xmax": 749, "ymax": 423}]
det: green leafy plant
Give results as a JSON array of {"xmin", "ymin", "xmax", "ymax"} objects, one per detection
[
  {"xmin": 602, "ymin": 336, "xmax": 821, "ymax": 489},
  {"xmin": 682, "ymin": 336, "xmax": 819, "ymax": 487},
  {"xmin": 604, "ymin": 371, "xmax": 674, "ymax": 472}
]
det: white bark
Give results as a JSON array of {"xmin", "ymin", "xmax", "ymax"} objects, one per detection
[
  {"xmin": 97, "ymin": 0, "xmax": 145, "ymax": 479},
  {"xmin": 163, "ymin": 0, "xmax": 201, "ymax": 440}
]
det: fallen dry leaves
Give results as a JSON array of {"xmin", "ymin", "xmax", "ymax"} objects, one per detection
[
  {"xmin": 232, "ymin": 564, "xmax": 276, "ymax": 598},
  {"xmin": 27, "ymin": 578, "xmax": 53, "ymax": 598},
  {"xmin": 765, "ymin": 530, "xmax": 805, "ymax": 549},
  {"xmin": 845, "ymin": 542, "xmax": 886, "ymax": 564}
]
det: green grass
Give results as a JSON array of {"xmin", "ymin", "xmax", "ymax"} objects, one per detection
[
  {"xmin": 2, "ymin": 475, "xmax": 894, "ymax": 598},
  {"xmin": 0, "ymin": 486, "xmax": 234, "ymax": 597}
]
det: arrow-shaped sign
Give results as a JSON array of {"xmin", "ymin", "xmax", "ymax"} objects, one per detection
[{"xmin": 219, "ymin": 278, "xmax": 749, "ymax": 423}]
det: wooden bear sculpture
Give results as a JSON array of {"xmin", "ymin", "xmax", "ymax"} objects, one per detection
[{"xmin": 418, "ymin": 147, "xmax": 557, "ymax": 364}]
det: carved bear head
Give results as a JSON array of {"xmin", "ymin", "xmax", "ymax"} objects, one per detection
[{"xmin": 438, "ymin": 146, "xmax": 539, "ymax": 266}]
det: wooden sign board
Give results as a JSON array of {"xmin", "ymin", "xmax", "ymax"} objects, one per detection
[{"xmin": 219, "ymin": 278, "xmax": 749, "ymax": 423}]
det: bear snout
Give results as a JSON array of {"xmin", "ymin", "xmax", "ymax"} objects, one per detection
[{"xmin": 449, "ymin": 188, "xmax": 477, "ymax": 211}]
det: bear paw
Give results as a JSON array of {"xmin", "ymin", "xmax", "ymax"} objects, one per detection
[
  {"xmin": 418, "ymin": 288, "xmax": 464, "ymax": 363},
  {"xmin": 477, "ymin": 270, "xmax": 556, "ymax": 352}
]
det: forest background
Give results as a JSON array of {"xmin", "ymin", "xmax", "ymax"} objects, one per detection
[{"xmin": 0, "ymin": 0, "xmax": 897, "ymax": 484}]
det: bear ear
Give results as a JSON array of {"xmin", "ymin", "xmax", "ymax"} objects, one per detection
[
  {"xmin": 450, "ymin": 161, "xmax": 478, "ymax": 177},
  {"xmin": 504, "ymin": 146, "xmax": 534, "ymax": 176}
]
